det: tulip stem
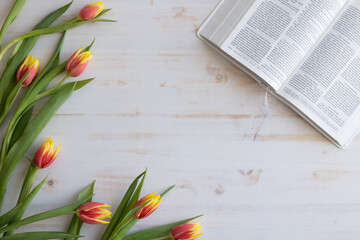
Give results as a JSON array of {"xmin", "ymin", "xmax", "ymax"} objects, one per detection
[
  {"xmin": 17, "ymin": 164, "xmax": 38, "ymax": 204},
  {"xmin": 62, "ymin": 17, "xmax": 78, "ymax": 25}
]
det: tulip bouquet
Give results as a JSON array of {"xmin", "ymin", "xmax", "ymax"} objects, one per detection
[{"xmin": 0, "ymin": 1, "xmax": 203, "ymax": 239}]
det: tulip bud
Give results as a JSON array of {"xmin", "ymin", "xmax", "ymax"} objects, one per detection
[
  {"xmin": 77, "ymin": 202, "xmax": 111, "ymax": 224},
  {"xmin": 133, "ymin": 192, "xmax": 162, "ymax": 219},
  {"xmin": 33, "ymin": 138, "xmax": 60, "ymax": 169},
  {"xmin": 79, "ymin": 2, "xmax": 105, "ymax": 21},
  {"xmin": 66, "ymin": 47, "xmax": 92, "ymax": 77},
  {"xmin": 16, "ymin": 55, "xmax": 40, "ymax": 86},
  {"xmin": 171, "ymin": 222, "xmax": 204, "ymax": 240}
]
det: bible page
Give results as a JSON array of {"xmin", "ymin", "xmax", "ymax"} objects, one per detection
[
  {"xmin": 220, "ymin": 0, "xmax": 348, "ymax": 90},
  {"xmin": 279, "ymin": 1, "xmax": 360, "ymax": 146}
]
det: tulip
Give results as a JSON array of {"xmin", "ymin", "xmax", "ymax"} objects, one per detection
[
  {"xmin": 77, "ymin": 202, "xmax": 111, "ymax": 224},
  {"xmin": 65, "ymin": 47, "xmax": 92, "ymax": 77},
  {"xmin": 79, "ymin": 2, "xmax": 105, "ymax": 21},
  {"xmin": 16, "ymin": 55, "xmax": 40, "ymax": 86},
  {"xmin": 133, "ymin": 192, "xmax": 162, "ymax": 219},
  {"xmin": 171, "ymin": 222, "xmax": 204, "ymax": 240},
  {"xmin": 33, "ymin": 138, "xmax": 60, "ymax": 169}
]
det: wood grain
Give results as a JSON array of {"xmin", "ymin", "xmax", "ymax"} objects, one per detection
[{"xmin": 1, "ymin": 0, "xmax": 359, "ymax": 239}]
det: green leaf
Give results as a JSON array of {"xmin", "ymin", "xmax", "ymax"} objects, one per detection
[
  {"xmin": 0, "ymin": 83, "xmax": 76, "ymax": 210},
  {"xmin": 83, "ymin": 39, "xmax": 95, "ymax": 52},
  {"xmin": 123, "ymin": 170, "xmax": 147, "ymax": 218},
  {"xmin": 111, "ymin": 218, "xmax": 138, "ymax": 240},
  {"xmin": 9, "ymin": 40, "xmax": 23, "ymax": 59},
  {"xmin": 94, "ymin": 19, "xmax": 118, "ymax": 23},
  {"xmin": 35, "ymin": 31, "xmax": 66, "ymax": 83},
  {"xmin": 101, "ymin": 170, "xmax": 147, "ymax": 240},
  {"xmin": 109, "ymin": 204, "xmax": 147, "ymax": 240},
  {"xmin": 65, "ymin": 181, "xmax": 96, "ymax": 240},
  {"xmin": 2, "ymin": 167, "xmax": 41, "ymax": 236},
  {"xmin": 110, "ymin": 202, "xmax": 151, "ymax": 240},
  {"xmin": 161, "ymin": 185, "xmax": 175, "ymax": 198},
  {"xmin": 37, "ymin": 78, "xmax": 95, "ymax": 100},
  {"xmin": 123, "ymin": 215, "xmax": 203, "ymax": 240},
  {"xmin": 0, "ymin": 231, "xmax": 83, "ymax": 240},
  {"xmin": 12, "ymin": 174, "xmax": 48, "ymax": 220},
  {"xmin": 7, "ymin": 106, "xmax": 33, "ymax": 149},
  {"xmin": 0, "ymin": 203, "xmax": 22, "ymax": 229},
  {"xmin": 0, "ymin": 195, "xmax": 91, "ymax": 234},
  {"xmin": 34, "ymin": 1, "xmax": 73, "ymax": 30},
  {"xmin": 74, "ymin": 78, "xmax": 95, "ymax": 91},
  {"xmin": 0, "ymin": 175, "xmax": 48, "ymax": 228},
  {"xmin": 0, "ymin": 81, "xmax": 17, "ymax": 116},
  {"xmin": 0, "ymin": 0, "xmax": 27, "ymax": 49},
  {"xmin": 78, "ymin": 181, "xmax": 96, "ymax": 202},
  {"xmin": 0, "ymin": 1, "xmax": 72, "ymax": 119},
  {"xmin": 96, "ymin": 9, "xmax": 112, "ymax": 18}
]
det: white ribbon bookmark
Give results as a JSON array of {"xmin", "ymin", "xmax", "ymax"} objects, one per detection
[{"xmin": 264, "ymin": 87, "xmax": 272, "ymax": 118}]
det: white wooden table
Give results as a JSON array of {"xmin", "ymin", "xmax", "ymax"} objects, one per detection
[{"xmin": 2, "ymin": 0, "xmax": 360, "ymax": 239}]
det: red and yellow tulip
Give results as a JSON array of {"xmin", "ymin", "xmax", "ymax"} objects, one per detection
[
  {"xmin": 16, "ymin": 55, "xmax": 40, "ymax": 86},
  {"xmin": 79, "ymin": 2, "xmax": 105, "ymax": 21},
  {"xmin": 171, "ymin": 222, "xmax": 203, "ymax": 240},
  {"xmin": 66, "ymin": 47, "xmax": 92, "ymax": 77},
  {"xmin": 77, "ymin": 202, "xmax": 111, "ymax": 224},
  {"xmin": 133, "ymin": 192, "xmax": 162, "ymax": 219},
  {"xmin": 33, "ymin": 138, "xmax": 60, "ymax": 169}
]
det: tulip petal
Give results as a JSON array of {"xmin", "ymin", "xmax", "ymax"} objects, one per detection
[
  {"xmin": 78, "ymin": 202, "xmax": 110, "ymax": 212},
  {"xmin": 171, "ymin": 222, "xmax": 203, "ymax": 240},
  {"xmin": 79, "ymin": 214, "xmax": 110, "ymax": 224},
  {"xmin": 33, "ymin": 138, "xmax": 60, "ymax": 168},
  {"xmin": 134, "ymin": 193, "xmax": 162, "ymax": 219},
  {"xmin": 66, "ymin": 48, "xmax": 92, "ymax": 77},
  {"xmin": 79, "ymin": 2, "xmax": 105, "ymax": 21},
  {"xmin": 77, "ymin": 202, "xmax": 111, "ymax": 225},
  {"xmin": 134, "ymin": 192, "xmax": 156, "ymax": 208},
  {"xmin": 16, "ymin": 55, "xmax": 40, "ymax": 86}
]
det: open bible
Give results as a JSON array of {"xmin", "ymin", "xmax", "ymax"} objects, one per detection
[{"xmin": 198, "ymin": 0, "xmax": 360, "ymax": 148}]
